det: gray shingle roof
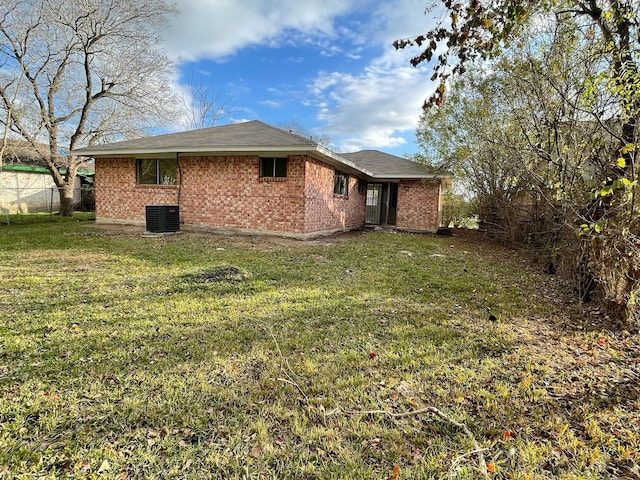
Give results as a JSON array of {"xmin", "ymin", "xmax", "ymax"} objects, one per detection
[
  {"xmin": 71, "ymin": 120, "xmax": 450, "ymax": 180},
  {"xmin": 72, "ymin": 120, "xmax": 318, "ymax": 156},
  {"xmin": 341, "ymin": 150, "xmax": 449, "ymax": 179}
]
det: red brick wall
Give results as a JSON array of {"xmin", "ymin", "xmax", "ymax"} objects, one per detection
[
  {"xmin": 95, "ymin": 158, "xmax": 179, "ymax": 220},
  {"xmin": 178, "ymin": 155, "xmax": 305, "ymax": 233},
  {"xmin": 304, "ymin": 158, "xmax": 365, "ymax": 233},
  {"xmin": 95, "ymin": 155, "xmax": 439, "ymax": 235},
  {"xmin": 95, "ymin": 155, "xmax": 358, "ymax": 235},
  {"xmin": 396, "ymin": 179, "xmax": 442, "ymax": 232}
]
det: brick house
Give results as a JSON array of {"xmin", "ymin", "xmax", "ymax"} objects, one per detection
[{"xmin": 73, "ymin": 121, "xmax": 450, "ymax": 238}]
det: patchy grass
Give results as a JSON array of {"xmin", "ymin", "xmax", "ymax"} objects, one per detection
[{"xmin": 0, "ymin": 223, "xmax": 638, "ymax": 479}]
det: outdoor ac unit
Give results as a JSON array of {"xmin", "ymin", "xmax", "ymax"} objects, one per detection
[{"xmin": 145, "ymin": 205, "xmax": 180, "ymax": 233}]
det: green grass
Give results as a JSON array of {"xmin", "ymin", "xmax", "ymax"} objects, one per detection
[
  {"xmin": 0, "ymin": 212, "xmax": 95, "ymax": 225},
  {"xmin": 0, "ymin": 222, "xmax": 638, "ymax": 479}
]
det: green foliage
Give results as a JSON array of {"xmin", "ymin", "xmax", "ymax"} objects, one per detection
[
  {"xmin": 409, "ymin": 1, "xmax": 640, "ymax": 324},
  {"xmin": 441, "ymin": 189, "xmax": 475, "ymax": 228}
]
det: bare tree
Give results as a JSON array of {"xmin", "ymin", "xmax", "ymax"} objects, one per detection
[
  {"xmin": 0, "ymin": 51, "xmax": 25, "ymax": 171},
  {"xmin": 276, "ymin": 120, "xmax": 334, "ymax": 149},
  {"xmin": 180, "ymin": 72, "xmax": 233, "ymax": 130},
  {"xmin": 0, "ymin": 0, "xmax": 181, "ymax": 215}
]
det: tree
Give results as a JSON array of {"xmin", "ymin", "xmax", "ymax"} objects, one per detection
[
  {"xmin": 0, "ymin": 0, "xmax": 181, "ymax": 215},
  {"xmin": 404, "ymin": 1, "xmax": 639, "ymax": 324},
  {"xmin": 180, "ymin": 72, "xmax": 234, "ymax": 130},
  {"xmin": 276, "ymin": 120, "xmax": 334, "ymax": 149}
]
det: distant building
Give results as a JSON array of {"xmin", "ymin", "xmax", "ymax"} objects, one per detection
[{"xmin": 0, "ymin": 141, "xmax": 94, "ymax": 213}]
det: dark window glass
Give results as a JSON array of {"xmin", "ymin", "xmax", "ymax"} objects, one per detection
[
  {"xmin": 260, "ymin": 158, "xmax": 274, "ymax": 177},
  {"xmin": 389, "ymin": 183, "xmax": 398, "ymax": 208},
  {"xmin": 274, "ymin": 158, "xmax": 287, "ymax": 177},
  {"xmin": 157, "ymin": 159, "xmax": 177, "ymax": 185},
  {"xmin": 260, "ymin": 157, "xmax": 287, "ymax": 178},
  {"xmin": 333, "ymin": 170, "xmax": 348, "ymax": 196},
  {"xmin": 136, "ymin": 159, "xmax": 176, "ymax": 185},
  {"xmin": 137, "ymin": 159, "xmax": 157, "ymax": 184}
]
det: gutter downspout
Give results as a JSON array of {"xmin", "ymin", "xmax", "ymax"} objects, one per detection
[{"xmin": 176, "ymin": 152, "xmax": 183, "ymax": 224}]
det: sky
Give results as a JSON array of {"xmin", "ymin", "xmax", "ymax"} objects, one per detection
[{"xmin": 160, "ymin": 0, "xmax": 444, "ymax": 157}]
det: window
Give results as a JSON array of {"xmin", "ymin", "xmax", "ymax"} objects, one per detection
[
  {"xmin": 137, "ymin": 158, "xmax": 176, "ymax": 185},
  {"xmin": 260, "ymin": 157, "xmax": 287, "ymax": 178},
  {"xmin": 333, "ymin": 170, "xmax": 348, "ymax": 196}
]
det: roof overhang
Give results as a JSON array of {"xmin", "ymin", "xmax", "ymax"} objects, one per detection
[
  {"xmin": 367, "ymin": 175, "xmax": 450, "ymax": 182},
  {"xmin": 72, "ymin": 143, "xmax": 377, "ymax": 178},
  {"xmin": 1, "ymin": 163, "xmax": 94, "ymax": 176},
  {"xmin": 73, "ymin": 145, "xmax": 321, "ymax": 157},
  {"xmin": 72, "ymin": 144, "xmax": 450, "ymax": 182}
]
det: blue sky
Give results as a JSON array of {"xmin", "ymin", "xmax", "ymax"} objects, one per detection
[{"xmin": 159, "ymin": 0, "xmax": 443, "ymax": 157}]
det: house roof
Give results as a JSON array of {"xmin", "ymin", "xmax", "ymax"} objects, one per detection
[
  {"xmin": 2, "ymin": 140, "xmax": 94, "ymax": 175},
  {"xmin": 72, "ymin": 120, "xmax": 319, "ymax": 156},
  {"xmin": 72, "ymin": 120, "xmax": 449, "ymax": 180},
  {"xmin": 340, "ymin": 150, "xmax": 448, "ymax": 180},
  {"xmin": 2, "ymin": 140, "xmax": 49, "ymax": 166}
]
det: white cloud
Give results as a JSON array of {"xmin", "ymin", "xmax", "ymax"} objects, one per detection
[
  {"xmin": 307, "ymin": 0, "xmax": 444, "ymax": 152},
  {"xmin": 161, "ymin": 0, "xmax": 445, "ymax": 153},
  {"xmin": 259, "ymin": 100, "xmax": 282, "ymax": 108},
  {"xmin": 312, "ymin": 59, "xmax": 436, "ymax": 151},
  {"xmin": 163, "ymin": 0, "xmax": 355, "ymax": 61}
]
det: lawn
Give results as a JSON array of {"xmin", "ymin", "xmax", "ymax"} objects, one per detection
[{"xmin": 0, "ymin": 220, "xmax": 638, "ymax": 479}]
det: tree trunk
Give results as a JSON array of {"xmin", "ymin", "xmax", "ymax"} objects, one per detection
[{"xmin": 58, "ymin": 183, "xmax": 76, "ymax": 216}]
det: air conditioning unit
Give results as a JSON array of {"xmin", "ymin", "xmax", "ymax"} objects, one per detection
[{"xmin": 145, "ymin": 205, "xmax": 180, "ymax": 233}]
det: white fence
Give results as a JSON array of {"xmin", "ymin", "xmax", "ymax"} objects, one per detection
[{"xmin": 0, "ymin": 186, "xmax": 94, "ymax": 214}]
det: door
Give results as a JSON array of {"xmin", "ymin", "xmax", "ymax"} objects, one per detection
[
  {"xmin": 365, "ymin": 183, "xmax": 398, "ymax": 225},
  {"xmin": 387, "ymin": 182, "xmax": 398, "ymax": 225},
  {"xmin": 365, "ymin": 183, "xmax": 382, "ymax": 224}
]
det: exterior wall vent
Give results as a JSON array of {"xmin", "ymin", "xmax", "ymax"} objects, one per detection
[{"xmin": 145, "ymin": 205, "xmax": 180, "ymax": 233}]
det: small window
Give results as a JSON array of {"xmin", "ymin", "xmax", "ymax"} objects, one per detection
[
  {"xmin": 137, "ymin": 158, "xmax": 176, "ymax": 185},
  {"xmin": 358, "ymin": 179, "xmax": 367, "ymax": 194},
  {"xmin": 334, "ymin": 170, "xmax": 348, "ymax": 196},
  {"xmin": 260, "ymin": 157, "xmax": 287, "ymax": 178}
]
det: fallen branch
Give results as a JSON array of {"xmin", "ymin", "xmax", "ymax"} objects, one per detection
[
  {"xmin": 348, "ymin": 406, "xmax": 489, "ymax": 478},
  {"xmin": 265, "ymin": 328, "xmax": 488, "ymax": 476},
  {"xmin": 266, "ymin": 326, "xmax": 310, "ymax": 406},
  {"xmin": 449, "ymin": 448, "xmax": 490, "ymax": 479}
]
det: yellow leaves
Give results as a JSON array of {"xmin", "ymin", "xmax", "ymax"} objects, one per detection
[
  {"xmin": 621, "ymin": 143, "xmax": 636, "ymax": 154},
  {"xmin": 617, "ymin": 157, "xmax": 626, "ymax": 168}
]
